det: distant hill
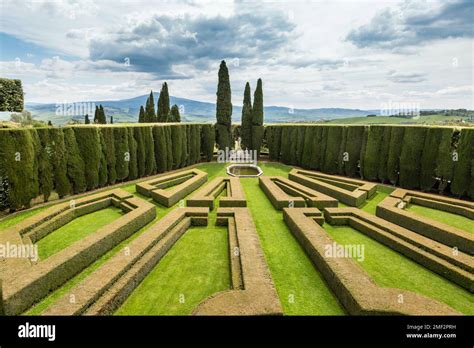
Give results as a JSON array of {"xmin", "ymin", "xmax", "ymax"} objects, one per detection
[{"xmin": 1, "ymin": 93, "xmax": 381, "ymax": 125}]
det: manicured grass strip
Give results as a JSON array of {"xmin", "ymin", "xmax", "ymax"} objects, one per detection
[
  {"xmin": 37, "ymin": 207, "xmax": 123, "ymax": 260},
  {"xmin": 0, "ymin": 206, "xmax": 48, "ymax": 232},
  {"xmin": 323, "ymin": 223, "xmax": 473, "ymax": 314},
  {"xmin": 241, "ymin": 175, "xmax": 345, "ymax": 315},
  {"xmin": 359, "ymin": 191, "xmax": 390, "ymax": 215},
  {"xmin": 115, "ymin": 216, "xmax": 230, "ymax": 315},
  {"xmin": 406, "ymin": 204, "xmax": 474, "ymax": 233}
]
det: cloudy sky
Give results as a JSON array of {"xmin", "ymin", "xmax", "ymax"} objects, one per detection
[{"xmin": 0, "ymin": 0, "xmax": 472, "ymax": 110}]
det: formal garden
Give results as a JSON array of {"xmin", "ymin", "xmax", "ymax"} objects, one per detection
[{"xmin": 0, "ymin": 121, "xmax": 472, "ymax": 316}]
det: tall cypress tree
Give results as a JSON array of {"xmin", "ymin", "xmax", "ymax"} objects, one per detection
[
  {"xmin": 241, "ymin": 82, "xmax": 252, "ymax": 150},
  {"xmin": 251, "ymin": 78, "xmax": 264, "ymax": 155},
  {"xmin": 93, "ymin": 106, "xmax": 99, "ymax": 124},
  {"xmin": 99, "ymin": 104, "xmax": 106, "ymax": 124},
  {"xmin": 215, "ymin": 60, "xmax": 232, "ymax": 150},
  {"xmin": 145, "ymin": 91, "xmax": 156, "ymax": 122},
  {"xmin": 157, "ymin": 82, "xmax": 170, "ymax": 122},
  {"xmin": 170, "ymin": 104, "xmax": 181, "ymax": 122},
  {"xmin": 85, "ymin": 114, "xmax": 90, "ymax": 124},
  {"xmin": 138, "ymin": 105, "xmax": 145, "ymax": 123}
]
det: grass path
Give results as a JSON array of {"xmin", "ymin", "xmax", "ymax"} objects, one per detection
[
  {"xmin": 406, "ymin": 204, "xmax": 474, "ymax": 233},
  {"xmin": 37, "ymin": 207, "xmax": 123, "ymax": 259}
]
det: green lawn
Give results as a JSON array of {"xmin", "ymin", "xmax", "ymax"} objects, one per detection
[
  {"xmin": 37, "ymin": 207, "xmax": 123, "ymax": 259},
  {"xmin": 3, "ymin": 161, "xmax": 471, "ymax": 316},
  {"xmin": 323, "ymin": 224, "xmax": 473, "ymax": 314},
  {"xmin": 406, "ymin": 203, "xmax": 474, "ymax": 233}
]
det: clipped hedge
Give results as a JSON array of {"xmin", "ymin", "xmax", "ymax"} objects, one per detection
[
  {"xmin": 263, "ymin": 124, "xmax": 474, "ymax": 200},
  {"xmin": 0, "ymin": 124, "xmax": 213, "ymax": 211}
]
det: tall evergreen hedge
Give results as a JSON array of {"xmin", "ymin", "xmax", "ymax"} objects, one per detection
[
  {"xmin": 321, "ymin": 126, "xmax": 343, "ymax": 174},
  {"xmin": 342, "ymin": 125, "xmax": 365, "ymax": 177},
  {"xmin": 386, "ymin": 126, "xmax": 405, "ymax": 185},
  {"xmin": 74, "ymin": 127, "xmax": 101, "ymax": 190},
  {"xmin": 201, "ymin": 124, "xmax": 215, "ymax": 161},
  {"xmin": 399, "ymin": 127, "xmax": 427, "ymax": 189},
  {"xmin": 127, "ymin": 128, "xmax": 138, "ymax": 180},
  {"xmin": 36, "ymin": 128, "xmax": 54, "ymax": 201},
  {"xmin": 113, "ymin": 127, "xmax": 130, "ymax": 181},
  {"xmin": 48, "ymin": 128, "xmax": 70, "ymax": 197},
  {"xmin": 435, "ymin": 128, "xmax": 456, "ymax": 192},
  {"xmin": 63, "ymin": 128, "xmax": 86, "ymax": 194},
  {"xmin": 451, "ymin": 128, "xmax": 474, "ymax": 197},
  {"xmin": 377, "ymin": 126, "xmax": 392, "ymax": 183},
  {"xmin": 361, "ymin": 126, "xmax": 385, "ymax": 181}
]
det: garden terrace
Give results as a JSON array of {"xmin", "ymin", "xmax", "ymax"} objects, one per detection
[
  {"xmin": 0, "ymin": 189, "xmax": 156, "ymax": 315},
  {"xmin": 42, "ymin": 208, "xmax": 208, "ymax": 315},
  {"xmin": 186, "ymin": 177, "xmax": 246, "ymax": 210},
  {"xmin": 136, "ymin": 168, "xmax": 208, "ymax": 207},
  {"xmin": 259, "ymin": 176, "xmax": 338, "ymax": 210},
  {"xmin": 283, "ymin": 207, "xmax": 460, "ymax": 315},
  {"xmin": 376, "ymin": 189, "xmax": 474, "ymax": 255},
  {"xmin": 193, "ymin": 208, "xmax": 283, "ymax": 315},
  {"xmin": 289, "ymin": 169, "xmax": 377, "ymax": 207},
  {"xmin": 324, "ymin": 207, "xmax": 473, "ymax": 292}
]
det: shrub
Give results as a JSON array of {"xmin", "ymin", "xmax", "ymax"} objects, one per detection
[
  {"xmin": 153, "ymin": 126, "xmax": 168, "ymax": 173},
  {"xmin": 100, "ymin": 127, "xmax": 117, "ymax": 185},
  {"xmin": 309, "ymin": 126, "xmax": 323, "ymax": 170},
  {"xmin": 171, "ymin": 125, "xmax": 184, "ymax": 169},
  {"xmin": 420, "ymin": 127, "xmax": 449, "ymax": 191},
  {"xmin": 266, "ymin": 126, "xmax": 282, "ymax": 161},
  {"xmin": 295, "ymin": 126, "xmax": 306, "ymax": 166},
  {"xmin": 143, "ymin": 126, "xmax": 156, "ymax": 175},
  {"xmin": 63, "ymin": 128, "xmax": 86, "ymax": 194},
  {"xmin": 399, "ymin": 127, "xmax": 427, "ymax": 189},
  {"xmin": 251, "ymin": 126, "xmax": 265, "ymax": 158},
  {"xmin": 98, "ymin": 130, "xmax": 108, "ymax": 187}
]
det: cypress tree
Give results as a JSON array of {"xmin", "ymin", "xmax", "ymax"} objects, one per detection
[
  {"xmin": 241, "ymin": 82, "xmax": 252, "ymax": 150},
  {"xmin": 85, "ymin": 114, "xmax": 90, "ymax": 124},
  {"xmin": 171, "ymin": 125, "xmax": 183, "ymax": 169},
  {"xmin": 157, "ymin": 82, "xmax": 170, "ymax": 122},
  {"xmin": 93, "ymin": 106, "xmax": 99, "ymax": 124},
  {"xmin": 48, "ymin": 120, "xmax": 53, "ymax": 126},
  {"xmin": 153, "ymin": 126, "xmax": 168, "ymax": 173},
  {"xmin": 99, "ymin": 105, "xmax": 106, "ymax": 124},
  {"xmin": 63, "ymin": 128, "xmax": 86, "ymax": 194},
  {"xmin": 74, "ymin": 127, "xmax": 101, "ymax": 190},
  {"xmin": 435, "ymin": 128, "xmax": 455, "ymax": 193},
  {"xmin": 165, "ymin": 126, "xmax": 173, "ymax": 170},
  {"xmin": 100, "ymin": 127, "xmax": 117, "ymax": 185},
  {"xmin": 201, "ymin": 124, "xmax": 215, "ymax": 161},
  {"xmin": 110, "ymin": 116, "xmax": 113, "ymax": 124},
  {"xmin": 280, "ymin": 126, "xmax": 292, "ymax": 164},
  {"xmin": 420, "ymin": 127, "xmax": 444, "ymax": 191},
  {"xmin": 215, "ymin": 60, "xmax": 232, "ymax": 150},
  {"xmin": 343, "ymin": 125, "xmax": 365, "ymax": 177},
  {"xmin": 0, "ymin": 129, "xmax": 39, "ymax": 210},
  {"xmin": 451, "ymin": 128, "xmax": 474, "ymax": 197},
  {"xmin": 36, "ymin": 128, "xmax": 54, "ymax": 201},
  {"xmin": 399, "ymin": 127, "xmax": 427, "ymax": 189},
  {"xmin": 386, "ymin": 126, "xmax": 405, "ymax": 185},
  {"xmin": 113, "ymin": 127, "xmax": 130, "ymax": 181},
  {"xmin": 251, "ymin": 79, "xmax": 264, "ymax": 155},
  {"xmin": 134, "ymin": 127, "xmax": 146, "ymax": 177},
  {"xmin": 143, "ymin": 126, "xmax": 156, "ymax": 175},
  {"xmin": 309, "ymin": 126, "xmax": 323, "ymax": 170},
  {"xmin": 127, "ymin": 128, "xmax": 138, "ymax": 180},
  {"xmin": 295, "ymin": 126, "xmax": 306, "ymax": 166},
  {"xmin": 138, "ymin": 106, "xmax": 145, "ymax": 123},
  {"xmin": 98, "ymin": 130, "xmax": 108, "ymax": 187},
  {"xmin": 322, "ymin": 126, "xmax": 343, "ymax": 174},
  {"xmin": 377, "ymin": 126, "xmax": 392, "ymax": 182},
  {"xmin": 145, "ymin": 91, "xmax": 156, "ymax": 122},
  {"xmin": 361, "ymin": 126, "xmax": 385, "ymax": 181},
  {"xmin": 49, "ymin": 128, "xmax": 70, "ymax": 197},
  {"xmin": 170, "ymin": 104, "xmax": 181, "ymax": 122}
]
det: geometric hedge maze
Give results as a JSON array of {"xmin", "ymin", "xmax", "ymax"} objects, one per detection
[
  {"xmin": 1, "ymin": 169, "xmax": 281, "ymax": 316},
  {"xmin": 260, "ymin": 168, "xmax": 473, "ymax": 315}
]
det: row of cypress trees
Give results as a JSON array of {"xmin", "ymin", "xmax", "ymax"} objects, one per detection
[
  {"xmin": 138, "ymin": 83, "xmax": 181, "ymax": 123},
  {"xmin": 265, "ymin": 124, "xmax": 474, "ymax": 199},
  {"xmin": 0, "ymin": 124, "xmax": 213, "ymax": 211}
]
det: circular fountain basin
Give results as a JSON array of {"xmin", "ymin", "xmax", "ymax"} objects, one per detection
[{"xmin": 226, "ymin": 164, "xmax": 263, "ymax": 178}]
